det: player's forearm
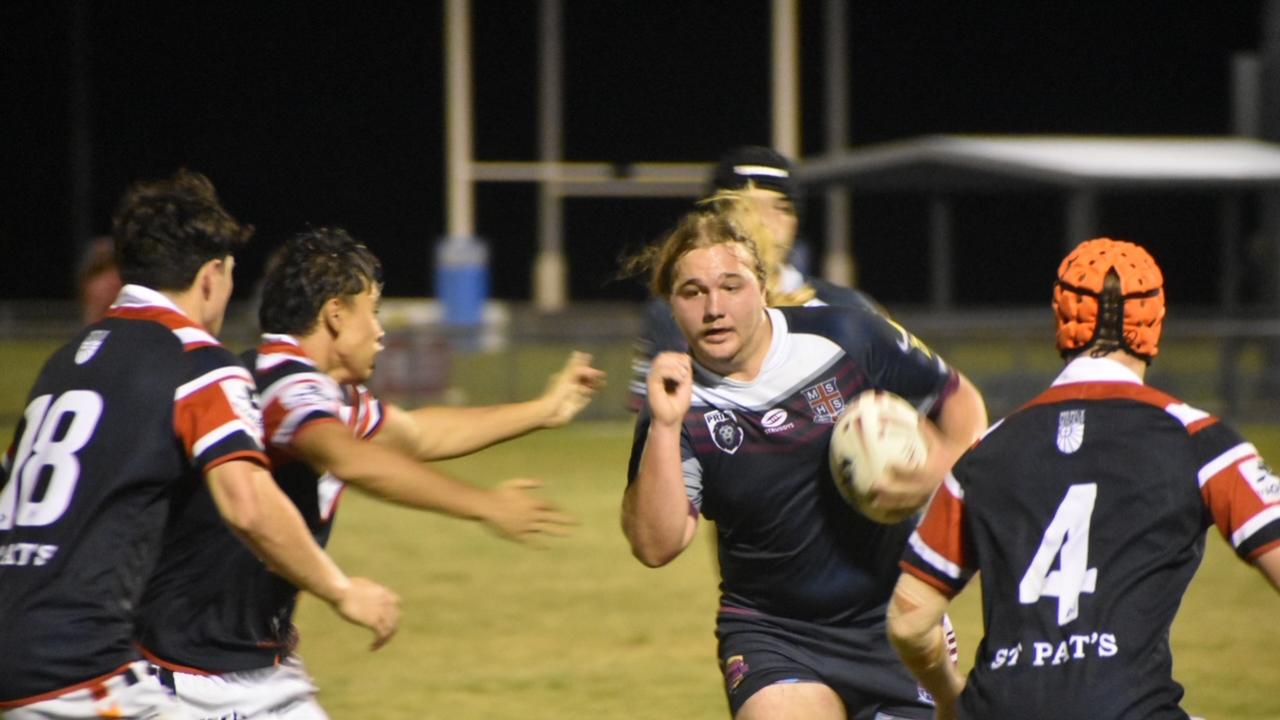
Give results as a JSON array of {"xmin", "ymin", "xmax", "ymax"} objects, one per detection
[
  {"xmin": 1256, "ymin": 545, "xmax": 1280, "ymax": 593},
  {"xmin": 622, "ymin": 424, "xmax": 696, "ymax": 567},
  {"xmin": 932, "ymin": 373, "xmax": 988, "ymax": 468},
  {"xmin": 401, "ymin": 402, "xmax": 549, "ymax": 460},
  {"xmin": 298, "ymin": 422, "xmax": 498, "ymax": 521},
  {"xmin": 327, "ymin": 444, "xmax": 496, "ymax": 521},
  {"xmin": 890, "ymin": 621, "xmax": 962, "ymax": 707},
  {"xmin": 238, "ymin": 494, "xmax": 352, "ymax": 604},
  {"xmin": 207, "ymin": 463, "xmax": 351, "ymax": 605},
  {"xmin": 887, "ymin": 575, "xmax": 965, "ymax": 710}
]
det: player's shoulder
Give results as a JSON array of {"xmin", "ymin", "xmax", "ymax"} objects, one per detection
[
  {"xmin": 181, "ymin": 341, "xmax": 249, "ymax": 381},
  {"xmin": 252, "ymin": 354, "xmax": 342, "ymax": 412},
  {"xmin": 248, "ymin": 342, "xmax": 321, "ymax": 384},
  {"xmin": 1017, "ymin": 380, "xmax": 1224, "ymax": 436},
  {"xmin": 86, "ymin": 317, "xmax": 241, "ymax": 377},
  {"xmin": 637, "ymin": 296, "xmax": 687, "ymax": 356},
  {"xmin": 776, "ymin": 302, "xmax": 887, "ymax": 346},
  {"xmin": 806, "ymin": 277, "xmax": 883, "ymax": 315},
  {"xmin": 67, "ymin": 315, "xmax": 188, "ymax": 357}
]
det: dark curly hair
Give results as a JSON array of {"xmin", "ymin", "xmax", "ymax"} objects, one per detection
[
  {"xmin": 258, "ymin": 227, "xmax": 383, "ymax": 335},
  {"xmin": 111, "ymin": 169, "xmax": 253, "ymax": 290}
]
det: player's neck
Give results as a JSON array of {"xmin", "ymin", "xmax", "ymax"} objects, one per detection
[
  {"xmin": 160, "ymin": 286, "xmax": 218, "ymax": 334},
  {"xmin": 292, "ymin": 331, "xmax": 331, "ymax": 371},
  {"xmin": 1091, "ymin": 349, "xmax": 1148, "ymax": 382}
]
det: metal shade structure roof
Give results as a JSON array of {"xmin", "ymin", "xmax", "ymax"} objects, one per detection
[
  {"xmin": 797, "ymin": 135, "xmax": 1280, "ymax": 192},
  {"xmin": 794, "ymin": 134, "xmax": 1280, "ymax": 314}
]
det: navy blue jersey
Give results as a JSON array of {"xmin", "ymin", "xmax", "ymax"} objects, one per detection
[
  {"xmin": 628, "ymin": 271, "xmax": 881, "ymax": 409},
  {"xmin": 137, "ymin": 333, "xmax": 383, "ymax": 673},
  {"xmin": 0, "ymin": 285, "xmax": 266, "ymax": 703},
  {"xmin": 902, "ymin": 358, "xmax": 1280, "ymax": 720},
  {"xmin": 628, "ymin": 305, "xmax": 956, "ymax": 625}
]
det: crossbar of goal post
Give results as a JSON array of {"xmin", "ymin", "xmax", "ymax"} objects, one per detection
[
  {"xmin": 472, "ymin": 161, "xmax": 709, "ymax": 311},
  {"xmin": 470, "ymin": 161, "xmax": 710, "ymax": 196},
  {"xmin": 446, "ymin": 0, "xmax": 808, "ymax": 312}
]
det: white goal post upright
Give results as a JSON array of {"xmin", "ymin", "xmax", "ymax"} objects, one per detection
[
  {"xmin": 444, "ymin": 0, "xmax": 474, "ymax": 242},
  {"xmin": 443, "ymin": 0, "xmax": 816, "ymax": 312}
]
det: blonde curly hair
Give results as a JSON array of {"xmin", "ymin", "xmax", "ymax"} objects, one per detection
[{"xmin": 624, "ymin": 190, "xmax": 814, "ymax": 306}]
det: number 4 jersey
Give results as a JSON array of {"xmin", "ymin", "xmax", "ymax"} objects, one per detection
[
  {"xmin": 901, "ymin": 356, "xmax": 1280, "ymax": 719},
  {"xmin": 0, "ymin": 285, "xmax": 267, "ymax": 704}
]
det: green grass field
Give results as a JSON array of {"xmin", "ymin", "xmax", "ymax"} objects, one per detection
[
  {"xmin": 2, "ymin": 337, "xmax": 1278, "ymax": 718},
  {"xmin": 292, "ymin": 422, "xmax": 1280, "ymax": 720}
]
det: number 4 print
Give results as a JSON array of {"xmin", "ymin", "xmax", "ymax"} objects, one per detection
[
  {"xmin": 1018, "ymin": 483, "xmax": 1098, "ymax": 626},
  {"xmin": 0, "ymin": 391, "xmax": 103, "ymax": 530}
]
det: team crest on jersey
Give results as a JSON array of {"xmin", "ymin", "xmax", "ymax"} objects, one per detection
[
  {"xmin": 704, "ymin": 409, "xmax": 744, "ymax": 454},
  {"xmin": 1056, "ymin": 409, "xmax": 1085, "ymax": 454},
  {"xmin": 1240, "ymin": 457, "xmax": 1280, "ymax": 504},
  {"xmin": 220, "ymin": 378, "xmax": 265, "ymax": 443},
  {"xmin": 801, "ymin": 378, "xmax": 844, "ymax": 424},
  {"xmin": 74, "ymin": 330, "xmax": 110, "ymax": 365},
  {"xmin": 280, "ymin": 379, "xmax": 334, "ymax": 411}
]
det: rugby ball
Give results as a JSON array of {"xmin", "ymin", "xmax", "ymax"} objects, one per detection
[{"xmin": 828, "ymin": 390, "xmax": 928, "ymax": 523}]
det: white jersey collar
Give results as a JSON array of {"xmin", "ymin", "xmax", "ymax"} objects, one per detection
[
  {"xmin": 1051, "ymin": 356, "xmax": 1143, "ymax": 387},
  {"xmin": 260, "ymin": 332, "xmax": 303, "ymax": 348},
  {"xmin": 112, "ymin": 284, "xmax": 189, "ymax": 317},
  {"xmin": 759, "ymin": 307, "xmax": 790, "ymax": 375}
]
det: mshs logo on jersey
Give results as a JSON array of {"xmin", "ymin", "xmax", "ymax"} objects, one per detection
[
  {"xmin": 802, "ymin": 378, "xmax": 844, "ymax": 424},
  {"xmin": 704, "ymin": 409, "xmax": 744, "ymax": 454}
]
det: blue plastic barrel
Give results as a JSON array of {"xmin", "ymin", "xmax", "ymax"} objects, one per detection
[{"xmin": 434, "ymin": 235, "xmax": 489, "ymax": 326}]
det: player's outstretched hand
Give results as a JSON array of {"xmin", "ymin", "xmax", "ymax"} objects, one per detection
[
  {"xmin": 483, "ymin": 478, "xmax": 577, "ymax": 547},
  {"xmin": 647, "ymin": 351, "xmax": 692, "ymax": 427},
  {"xmin": 334, "ymin": 577, "xmax": 401, "ymax": 651},
  {"xmin": 539, "ymin": 351, "xmax": 607, "ymax": 428}
]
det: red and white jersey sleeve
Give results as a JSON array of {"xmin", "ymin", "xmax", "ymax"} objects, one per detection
[
  {"xmin": 99, "ymin": 284, "xmax": 265, "ymax": 472},
  {"xmin": 900, "ymin": 472, "xmax": 976, "ymax": 597},
  {"xmin": 254, "ymin": 335, "xmax": 384, "ymax": 448},
  {"xmin": 338, "ymin": 383, "xmax": 383, "ymax": 441},
  {"xmin": 1195, "ymin": 428, "xmax": 1280, "ymax": 561},
  {"xmin": 259, "ymin": 369, "xmax": 347, "ymax": 447},
  {"xmin": 172, "ymin": 362, "xmax": 267, "ymax": 472}
]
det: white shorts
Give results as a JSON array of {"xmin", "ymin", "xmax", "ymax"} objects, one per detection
[
  {"xmin": 166, "ymin": 656, "xmax": 325, "ymax": 720},
  {"xmin": 1, "ymin": 660, "xmax": 191, "ymax": 720}
]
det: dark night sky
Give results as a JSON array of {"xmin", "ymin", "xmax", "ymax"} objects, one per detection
[{"xmin": 1, "ymin": 2, "xmax": 1268, "ymax": 307}]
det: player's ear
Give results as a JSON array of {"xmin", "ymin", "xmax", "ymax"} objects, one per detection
[
  {"xmin": 321, "ymin": 297, "xmax": 345, "ymax": 336},
  {"xmin": 195, "ymin": 257, "xmax": 222, "ymax": 300}
]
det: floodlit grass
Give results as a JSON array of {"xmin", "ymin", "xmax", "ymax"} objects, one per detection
[
  {"xmin": 1, "ymin": 339, "xmax": 1277, "ymax": 718},
  {"xmin": 292, "ymin": 422, "xmax": 1280, "ymax": 720},
  {"xmin": 0, "ymin": 339, "xmax": 61, "ymax": 425},
  {"xmin": 294, "ymin": 421, "xmax": 724, "ymax": 719}
]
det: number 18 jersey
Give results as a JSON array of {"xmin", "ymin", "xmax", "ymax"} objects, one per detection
[
  {"xmin": 0, "ymin": 285, "xmax": 267, "ymax": 704},
  {"xmin": 901, "ymin": 357, "xmax": 1280, "ymax": 719}
]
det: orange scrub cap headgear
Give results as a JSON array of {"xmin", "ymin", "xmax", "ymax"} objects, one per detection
[{"xmin": 1054, "ymin": 237, "xmax": 1165, "ymax": 360}]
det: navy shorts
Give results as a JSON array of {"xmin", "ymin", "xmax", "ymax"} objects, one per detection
[{"xmin": 715, "ymin": 609, "xmax": 933, "ymax": 720}]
